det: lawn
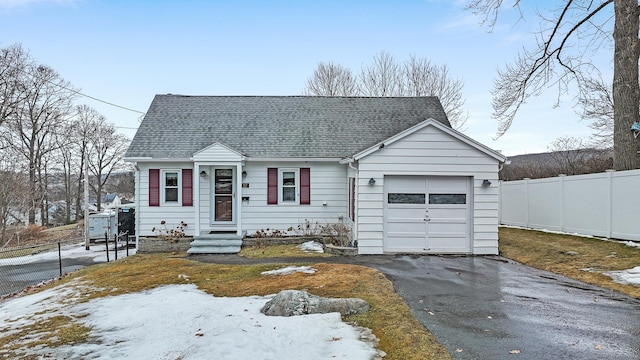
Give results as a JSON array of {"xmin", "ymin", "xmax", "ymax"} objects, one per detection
[
  {"xmin": 499, "ymin": 227, "xmax": 640, "ymax": 299},
  {"xmin": 1, "ymin": 251, "xmax": 452, "ymax": 360}
]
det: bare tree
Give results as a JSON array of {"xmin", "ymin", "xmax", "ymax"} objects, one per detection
[
  {"xmin": 87, "ymin": 120, "xmax": 130, "ymax": 211},
  {"xmin": 304, "ymin": 52, "xmax": 468, "ymax": 130},
  {"xmin": 403, "ymin": 55, "xmax": 468, "ymax": 130},
  {"xmin": 71, "ymin": 104, "xmax": 101, "ymax": 219},
  {"xmin": 466, "ymin": 0, "xmax": 639, "ymax": 170},
  {"xmin": 0, "ymin": 156, "xmax": 30, "ymax": 244},
  {"xmin": 577, "ymin": 76, "xmax": 614, "ymax": 148},
  {"xmin": 359, "ymin": 51, "xmax": 404, "ymax": 96},
  {"xmin": 547, "ymin": 136, "xmax": 594, "ymax": 175},
  {"xmin": 5, "ymin": 64, "xmax": 76, "ymax": 224},
  {"xmin": 303, "ymin": 62, "xmax": 358, "ymax": 96},
  {"xmin": 0, "ymin": 44, "xmax": 31, "ymax": 130}
]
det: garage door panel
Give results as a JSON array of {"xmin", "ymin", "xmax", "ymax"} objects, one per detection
[{"xmin": 384, "ymin": 234, "xmax": 426, "ymax": 252}]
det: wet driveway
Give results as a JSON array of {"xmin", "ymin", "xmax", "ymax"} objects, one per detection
[
  {"xmin": 365, "ymin": 255, "xmax": 640, "ymax": 360},
  {"xmin": 192, "ymin": 254, "xmax": 640, "ymax": 359}
]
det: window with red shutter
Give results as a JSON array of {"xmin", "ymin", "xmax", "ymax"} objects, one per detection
[{"xmin": 149, "ymin": 169, "xmax": 160, "ymax": 206}]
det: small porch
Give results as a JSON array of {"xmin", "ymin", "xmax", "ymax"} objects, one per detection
[{"xmin": 191, "ymin": 143, "xmax": 245, "ymax": 254}]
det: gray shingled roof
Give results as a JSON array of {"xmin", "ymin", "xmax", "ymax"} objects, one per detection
[{"xmin": 124, "ymin": 95, "xmax": 450, "ymax": 159}]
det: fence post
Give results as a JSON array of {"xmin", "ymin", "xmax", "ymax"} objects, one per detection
[
  {"xmin": 105, "ymin": 232, "xmax": 110, "ymax": 262},
  {"xmin": 606, "ymin": 170, "xmax": 615, "ymax": 239},
  {"xmin": 114, "ymin": 233, "xmax": 118, "ymax": 261},
  {"xmin": 125, "ymin": 231, "xmax": 129, "ymax": 257},
  {"xmin": 523, "ymin": 178, "xmax": 530, "ymax": 228},
  {"xmin": 559, "ymin": 174, "xmax": 566, "ymax": 233},
  {"xmin": 58, "ymin": 242, "xmax": 63, "ymax": 277}
]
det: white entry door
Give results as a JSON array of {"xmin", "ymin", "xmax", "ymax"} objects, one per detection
[
  {"xmin": 384, "ymin": 176, "xmax": 471, "ymax": 253},
  {"xmin": 211, "ymin": 168, "xmax": 235, "ymax": 225}
]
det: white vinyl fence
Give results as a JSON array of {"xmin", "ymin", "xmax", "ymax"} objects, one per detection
[{"xmin": 499, "ymin": 169, "xmax": 640, "ymax": 241}]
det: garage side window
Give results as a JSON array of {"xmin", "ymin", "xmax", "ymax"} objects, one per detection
[
  {"xmin": 388, "ymin": 193, "xmax": 426, "ymax": 204},
  {"xmin": 429, "ymin": 194, "xmax": 466, "ymax": 204}
]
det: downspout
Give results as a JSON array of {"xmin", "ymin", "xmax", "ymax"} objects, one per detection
[
  {"xmin": 133, "ymin": 163, "xmax": 140, "ymax": 250},
  {"xmin": 347, "ymin": 158, "xmax": 358, "ymax": 246}
]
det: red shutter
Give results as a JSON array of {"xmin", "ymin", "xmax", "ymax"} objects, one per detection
[
  {"xmin": 349, "ymin": 177, "xmax": 355, "ymax": 221},
  {"xmin": 149, "ymin": 169, "xmax": 160, "ymax": 206},
  {"xmin": 182, "ymin": 169, "xmax": 193, "ymax": 206},
  {"xmin": 267, "ymin": 168, "xmax": 278, "ymax": 205},
  {"xmin": 300, "ymin": 168, "xmax": 310, "ymax": 205}
]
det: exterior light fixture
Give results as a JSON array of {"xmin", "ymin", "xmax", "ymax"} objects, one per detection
[
  {"xmin": 200, "ymin": 170, "xmax": 207, "ymax": 178},
  {"xmin": 482, "ymin": 179, "xmax": 491, "ymax": 187},
  {"xmin": 368, "ymin": 178, "xmax": 376, "ymax": 185}
]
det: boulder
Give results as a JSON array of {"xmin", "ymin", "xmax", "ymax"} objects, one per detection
[{"xmin": 261, "ymin": 289, "xmax": 370, "ymax": 317}]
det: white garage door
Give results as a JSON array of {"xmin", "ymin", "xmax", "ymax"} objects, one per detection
[{"xmin": 384, "ymin": 176, "xmax": 471, "ymax": 253}]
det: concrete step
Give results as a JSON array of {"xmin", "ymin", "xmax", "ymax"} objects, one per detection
[{"xmin": 187, "ymin": 235, "xmax": 243, "ymax": 254}]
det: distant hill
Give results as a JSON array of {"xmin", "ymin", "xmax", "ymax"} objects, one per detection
[{"xmin": 500, "ymin": 148, "xmax": 613, "ymax": 181}]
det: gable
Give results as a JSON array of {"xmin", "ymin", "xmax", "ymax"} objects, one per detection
[
  {"xmin": 124, "ymin": 96, "xmax": 451, "ymax": 160},
  {"xmin": 192, "ymin": 143, "xmax": 245, "ymax": 162},
  {"xmin": 354, "ymin": 118, "xmax": 506, "ymax": 163}
]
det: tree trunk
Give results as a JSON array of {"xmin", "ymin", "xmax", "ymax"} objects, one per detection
[{"xmin": 612, "ymin": 0, "xmax": 640, "ymax": 170}]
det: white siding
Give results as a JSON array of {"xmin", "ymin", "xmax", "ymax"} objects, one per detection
[
  {"xmin": 136, "ymin": 160, "xmax": 350, "ymax": 238},
  {"xmin": 136, "ymin": 162, "xmax": 196, "ymax": 237},
  {"xmin": 356, "ymin": 125, "xmax": 501, "ymax": 255},
  {"xmin": 240, "ymin": 162, "xmax": 349, "ymax": 234}
]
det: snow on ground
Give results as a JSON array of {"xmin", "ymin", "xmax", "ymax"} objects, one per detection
[
  {"xmin": 0, "ymin": 242, "xmax": 136, "ymax": 266},
  {"xmin": 297, "ymin": 241, "xmax": 324, "ymax": 253},
  {"xmin": 261, "ymin": 266, "xmax": 317, "ymax": 275},
  {"xmin": 604, "ymin": 267, "xmax": 640, "ymax": 286},
  {"xmin": 0, "ymin": 283, "xmax": 381, "ymax": 360}
]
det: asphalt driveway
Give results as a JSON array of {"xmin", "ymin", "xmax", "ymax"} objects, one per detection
[{"xmin": 192, "ymin": 254, "xmax": 640, "ymax": 359}]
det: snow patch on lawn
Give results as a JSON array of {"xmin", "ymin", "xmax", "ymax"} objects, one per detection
[
  {"xmin": 298, "ymin": 241, "xmax": 324, "ymax": 253},
  {"xmin": 261, "ymin": 266, "xmax": 317, "ymax": 275},
  {"xmin": 604, "ymin": 267, "xmax": 640, "ymax": 286},
  {"xmin": 0, "ymin": 284, "xmax": 381, "ymax": 359}
]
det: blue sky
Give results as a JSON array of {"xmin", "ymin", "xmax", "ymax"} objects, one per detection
[{"xmin": 0, "ymin": 0, "xmax": 612, "ymax": 156}]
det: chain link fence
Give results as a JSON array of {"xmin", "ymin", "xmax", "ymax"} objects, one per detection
[{"xmin": 0, "ymin": 233, "xmax": 135, "ymax": 298}]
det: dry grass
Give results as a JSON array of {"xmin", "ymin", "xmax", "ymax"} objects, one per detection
[
  {"xmin": 7, "ymin": 253, "xmax": 451, "ymax": 360},
  {"xmin": 499, "ymin": 227, "xmax": 640, "ymax": 299},
  {"xmin": 240, "ymin": 243, "xmax": 332, "ymax": 258}
]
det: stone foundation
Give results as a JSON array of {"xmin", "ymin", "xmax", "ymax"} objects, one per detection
[
  {"xmin": 138, "ymin": 237, "xmax": 193, "ymax": 253},
  {"xmin": 242, "ymin": 236, "xmax": 324, "ymax": 247},
  {"xmin": 324, "ymin": 243, "xmax": 358, "ymax": 256}
]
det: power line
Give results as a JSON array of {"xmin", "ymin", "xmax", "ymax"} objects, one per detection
[
  {"xmin": 69, "ymin": 88, "xmax": 145, "ymax": 115},
  {"xmin": 10, "ymin": 60, "xmax": 146, "ymax": 115}
]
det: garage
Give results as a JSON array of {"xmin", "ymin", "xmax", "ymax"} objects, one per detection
[{"xmin": 383, "ymin": 175, "xmax": 471, "ymax": 253}]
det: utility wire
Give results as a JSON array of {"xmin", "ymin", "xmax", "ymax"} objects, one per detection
[{"xmin": 9, "ymin": 61, "xmax": 146, "ymax": 116}]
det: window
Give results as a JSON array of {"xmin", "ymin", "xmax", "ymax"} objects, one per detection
[
  {"xmin": 164, "ymin": 171, "xmax": 179, "ymax": 202},
  {"xmin": 388, "ymin": 193, "xmax": 426, "ymax": 204},
  {"xmin": 428, "ymin": 194, "xmax": 466, "ymax": 205},
  {"xmin": 280, "ymin": 169, "xmax": 298, "ymax": 204}
]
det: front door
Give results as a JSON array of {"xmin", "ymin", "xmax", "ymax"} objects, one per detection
[{"xmin": 212, "ymin": 168, "xmax": 234, "ymax": 224}]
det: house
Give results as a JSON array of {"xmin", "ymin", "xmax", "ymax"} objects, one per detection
[
  {"xmin": 124, "ymin": 95, "xmax": 507, "ymax": 255},
  {"xmin": 90, "ymin": 193, "xmax": 122, "ymax": 210}
]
